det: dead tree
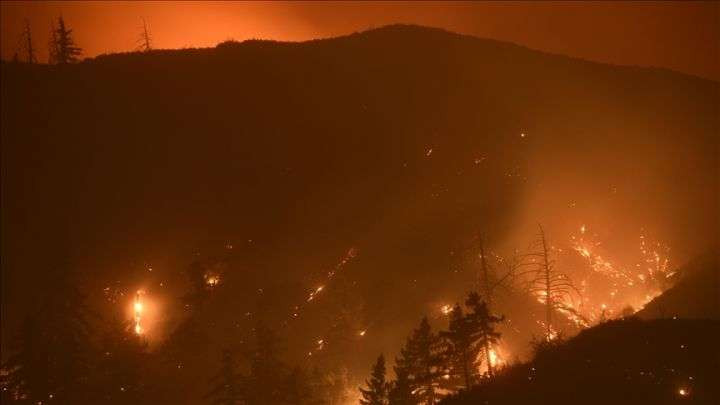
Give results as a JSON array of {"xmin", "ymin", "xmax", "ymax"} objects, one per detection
[
  {"xmin": 517, "ymin": 225, "xmax": 583, "ymax": 340},
  {"xmin": 136, "ymin": 18, "xmax": 152, "ymax": 52},
  {"xmin": 474, "ymin": 234, "xmax": 518, "ymax": 313}
]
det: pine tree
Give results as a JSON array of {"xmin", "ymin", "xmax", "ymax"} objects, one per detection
[
  {"xmin": 359, "ymin": 354, "xmax": 389, "ymax": 405},
  {"xmin": 206, "ymin": 349, "xmax": 243, "ymax": 405},
  {"xmin": 439, "ymin": 304, "xmax": 481, "ymax": 390},
  {"xmin": 395, "ymin": 317, "xmax": 444, "ymax": 405},
  {"xmin": 465, "ymin": 292, "xmax": 503, "ymax": 378},
  {"xmin": 281, "ymin": 366, "xmax": 315, "ymax": 405},
  {"xmin": 388, "ymin": 367, "xmax": 414, "ymax": 405},
  {"xmin": 1, "ymin": 268, "xmax": 94, "ymax": 403},
  {"xmin": 20, "ymin": 19, "xmax": 36, "ymax": 64},
  {"xmin": 48, "ymin": 21, "xmax": 58, "ymax": 64},
  {"xmin": 0, "ymin": 315, "xmax": 50, "ymax": 403},
  {"xmin": 53, "ymin": 16, "xmax": 82, "ymax": 64},
  {"xmin": 243, "ymin": 321, "xmax": 288, "ymax": 404}
]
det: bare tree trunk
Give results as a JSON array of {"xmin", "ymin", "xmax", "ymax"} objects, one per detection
[{"xmin": 539, "ymin": 225, "xmax": 553, "ymax": 340}]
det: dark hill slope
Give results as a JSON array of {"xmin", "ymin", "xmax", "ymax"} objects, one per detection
[
  {"xmin": 443, "ymin": 319, "xmax": 720, "ymax": 405},
  {"xmin": 638, "ymin": 250, "xmax": 719, "ymax": 320},
  {"xmin": 2, "ymin": 25, "xmax": 718, "ymax": 402}
]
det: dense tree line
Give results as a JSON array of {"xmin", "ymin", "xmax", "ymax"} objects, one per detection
[{"xmin": 358, "ymin": 292, "xmax": 504, "ymax": 405}]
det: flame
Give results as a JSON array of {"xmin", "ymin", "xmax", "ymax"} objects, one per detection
[
  {"xmin": 204, "ymin": 272, "xmax": 220, "ymax": 287},
  {"xmin": 566, "ymin": 225, "xmax": 673, "ymax": 324},
  {"xmin": 133, "ymin": 291, "xmax": 143, "ymax": 335}
]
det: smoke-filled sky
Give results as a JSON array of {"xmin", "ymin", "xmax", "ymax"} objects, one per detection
[{"xmin": 1, "ymin": 1, "xmax": 719, "ymax": 80}]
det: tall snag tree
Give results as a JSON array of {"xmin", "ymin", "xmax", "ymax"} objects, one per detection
[
  {"xmin": 52, "ymin": 16, "xmax": 82, "ymax": 64},
  {"xmin": 136, "ymin": 18, "xmax": 152, "ymax": 52},
  {"xmin": 359, "ymin": 354, "xmax": 389, "ymax": 405},
  {"xmin": 394, "ymin": 317, "xmax": 444, "ymax": 405},
  {"xmin": 473, "ymin": 233, "xmax": 519, "ymax": 313},
  {"xmin": 517, "ymin": 225, "xmax": 582, "ymax": 341}
]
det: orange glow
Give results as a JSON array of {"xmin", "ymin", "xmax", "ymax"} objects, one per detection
[{"xmin": 1, "ymin": 2, "xmax": 716, "ymax": 81}]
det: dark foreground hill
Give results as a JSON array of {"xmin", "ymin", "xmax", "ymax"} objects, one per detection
[
  {"xmin": 2, "ymin": 25, "xmax": 718, "ymax": 403},
  {"xmin": 442, "ymin": 318, "xmax": 720, "ymax": 405},
  {"xmin": 638, "ymin": 250, "xmax": 719, "ymax": 320}
]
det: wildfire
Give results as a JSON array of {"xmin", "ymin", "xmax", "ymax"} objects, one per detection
[
  {"xmin": 440, "ymin": 304, "xmax": 453, "ymax": 316},
  {"xmin": 204, "ymin": 272, "xmax": 221, "ymax": 287},
  {"xmin": 133, "ymin": 291, "xmax": 143, "ymax": 335},
  {"xmin": 477, "ymin": 344, "xmax": 509, "ymax": 375},
  {"xmin": 566, "ymin": 225, "xmax": 673, "ymax": 324}
]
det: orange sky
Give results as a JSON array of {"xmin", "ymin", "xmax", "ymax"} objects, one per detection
[{"xmin": 1, "ymin": 1, "xmax": 718, "ymax": 80}]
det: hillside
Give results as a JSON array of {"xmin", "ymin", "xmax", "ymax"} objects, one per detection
[
  {"xmin": 442, "ymin": 318, "xmax": 720, "ymax": 405},
  {"xmin": 637, "ymin": 250, "xmax": 719, "ymax": 320},
  {"xmin": 2, "ymin": 25, "xmax": 718, "ymax": 403}
]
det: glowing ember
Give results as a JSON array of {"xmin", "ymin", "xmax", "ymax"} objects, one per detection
[
  {"xmin": 307, "ymin": 286, "xmax": 324, "ymax": 302},
  {"xmin": 440, "ymin": 304, "xmax": 453, "ymax": 315}
]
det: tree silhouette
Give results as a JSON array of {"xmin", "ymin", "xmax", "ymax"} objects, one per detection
[
  {"xmin": 388, "ymin": 367, "xmax": 414, "ymax": 405},
  {"xmin": 52, "ymin": 16, "xmax": 82, "ymax": 64},
  {"xmin": 475, "ymin": 235, "xmax": 521, "ymax": 313},
  {"xmin": 94, "ymin": 314, "xmax": 149, "ymax": 404},
  {"xmin": 242, "ymin": 321, "xmax": 288, "ymax": 404},
  {"xmin": 439, "ymin": 304, "xmax": 481, "ymax": 390},
  {"xmin": 206, "ymin": 349, "xmax": 243, "ymax": 405},
  {"xmin": 395, "ymin": 317, "xmax": 444, "ymax": 405},
  {"xmin": 282, "ymin": 366, "xmax": 316, "ymax": 405},
  {"xmin": 465, "ymin": 292, "xmax": 504, "ymax": 378},
  {"xmin": 136, "ymin": 18, "xmax": 152, "ymax": 52},
  {"xmin": 47, "ymin": 21, "xmax": 58, "ymax": 64},
  {"xmin": 0, "ymin": 268, "xmax": 94, "ymax": 403},
  {"xmin": 360, "ymin": 354, "xmax": 389, "ymax": 405},
  {"xmin": 18, "ymin": 19, "xmax": 36, "ymax": 64},
  {"xmin": 1, "ymin": 315, "xmax": 49, "ymax": 403},
  {"xmin": 517, "ymin": 225, "xmax": 582, "ymax": 340}
]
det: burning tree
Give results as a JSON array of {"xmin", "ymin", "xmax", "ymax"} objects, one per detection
[
  {"xmin": 464, "ymin": 292, "xmax": 504, "ymax": 378},
  {"xmin": 439, "ymin": 304, "xmax": 482, "ymax": 389},
  {"xmin": 518, "ymin": 225, "xmax": 584, "ymax": 340}
]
